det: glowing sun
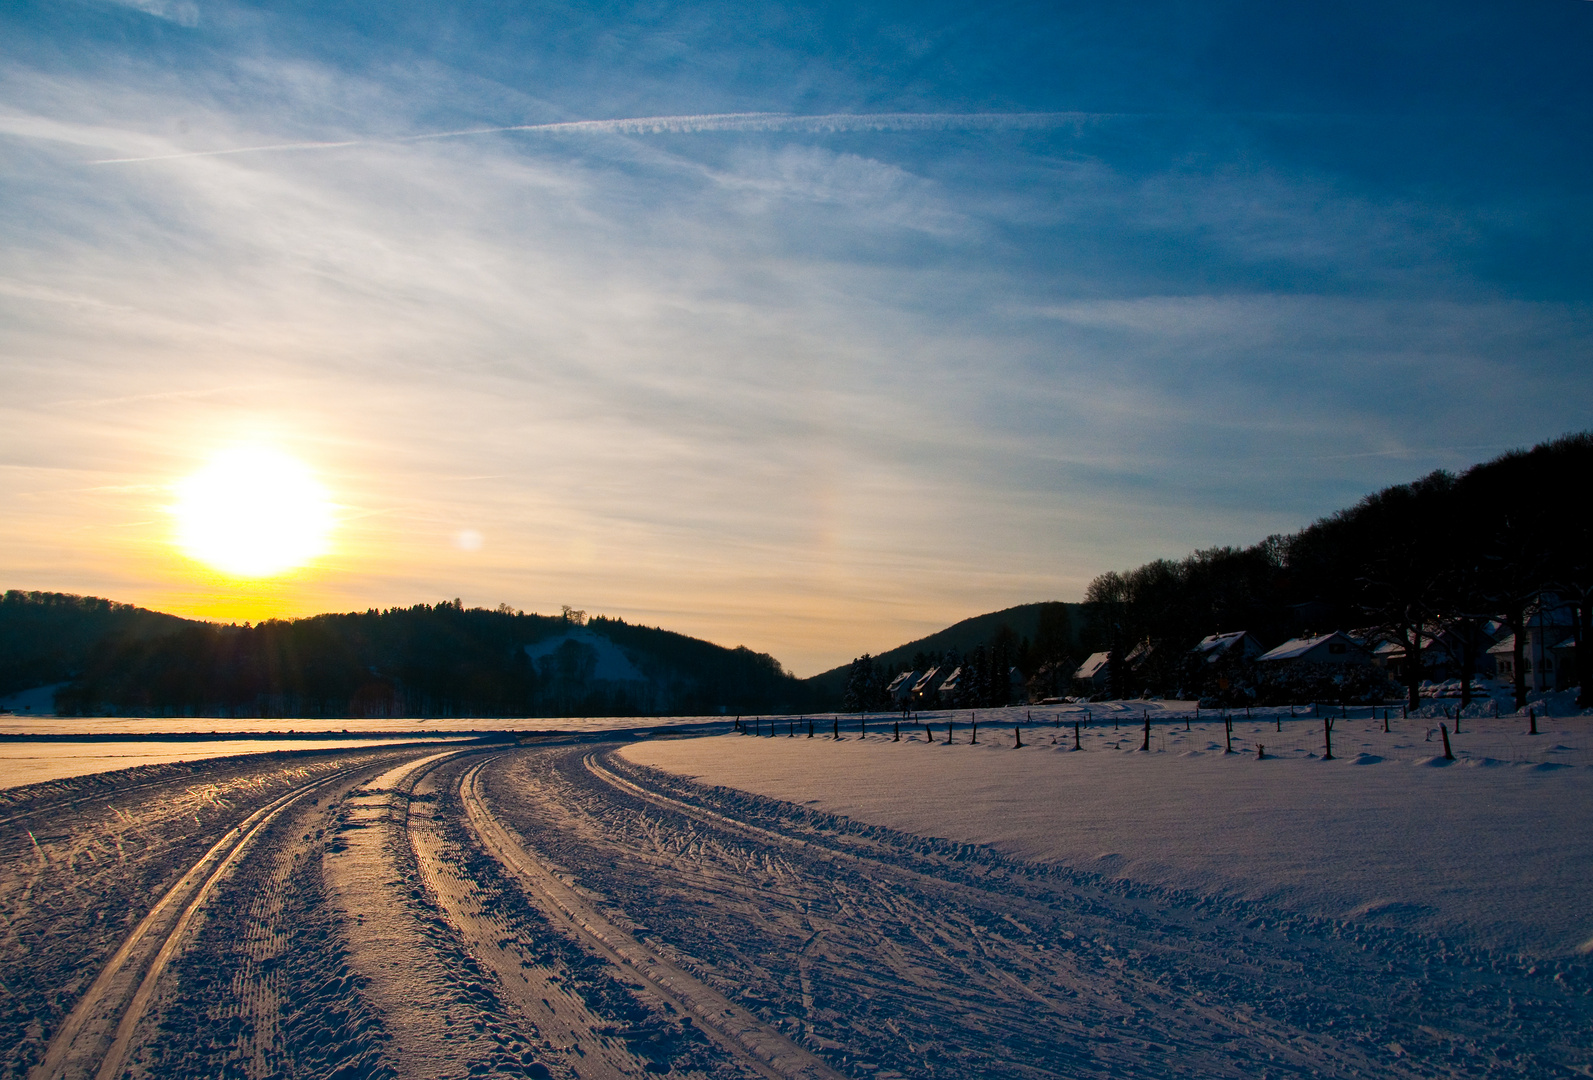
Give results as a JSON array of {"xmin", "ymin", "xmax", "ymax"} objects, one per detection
[{"xmin": 174, "ymin": 446, "xmax": 334, "ymax": 577}]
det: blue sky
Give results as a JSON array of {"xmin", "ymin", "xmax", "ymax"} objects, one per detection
[{"xmin": 3, "ymin": 0, "xmax": 1591, "ymax": 674}]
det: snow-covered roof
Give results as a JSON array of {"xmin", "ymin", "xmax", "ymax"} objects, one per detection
[
  {"xmin": 1073, "ymin": 651, "xmax": 1110, "ymax": 680},
  {"xmin": 912, "ymin": 666, "xmax": 942, "ymax": 693},
  {"xmin": 938, "ymin": 667, "xmax": 963, "ymax": 692},
  {"xmin": 1256, "ymin": 632, "xmax": 1365, "ymax": 663},
  {"xmin": 1487, "ymin": 634, "xmax": 1516, "ymax": 655},
  {"xmin": 886, "ymin": 670, "xmax": 918, "ymax": 694},
  {"xmin": 1193, "ymin": 631, "xmax": 1245, "ymax": 654},
  {"xmin": 1191, "ymin": 631, "xmax": 1260, "ymax": 663}
]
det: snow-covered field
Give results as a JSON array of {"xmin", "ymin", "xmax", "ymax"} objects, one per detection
[
  {"xmin": 623, "ymin": 710, "xmax": 1593, "ymax": 957},
  {"xmin": 3, "ymin": 709, "xmax": 1589, "ymax": 1079}
]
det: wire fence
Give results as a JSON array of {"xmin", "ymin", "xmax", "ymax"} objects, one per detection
[{"xmin": 764, "ymin": 703, "xmax": 1593, "ymax": 768}]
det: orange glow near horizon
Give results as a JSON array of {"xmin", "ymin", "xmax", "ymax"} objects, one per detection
[{"xmin": 171, "ymin": 446, "xmax": 335, "ymax": 579}]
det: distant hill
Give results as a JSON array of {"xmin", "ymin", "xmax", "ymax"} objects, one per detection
[
  {"xmin": 3, "ymin": 594, "xmax": 812, "ymax": 718},
  {"xmin": 0, "ymin": 591, "xmax": 193, "ymax": 698},
  {"xmin": 803, "ymin": 602, "xmax": 1077, "ymax": 704}
]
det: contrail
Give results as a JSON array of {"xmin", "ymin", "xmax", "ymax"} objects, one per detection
[{"xmin": 89, "ymin": 111, "xmax": 1101, "ymax": 165}]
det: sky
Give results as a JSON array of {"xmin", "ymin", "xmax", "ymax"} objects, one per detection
[{"xmin": 2, "ymin": 0, "xmax": 1591, "ymax": 676}]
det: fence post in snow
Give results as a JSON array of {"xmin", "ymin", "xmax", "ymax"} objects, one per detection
[
  {"xmin": 1323, "ymin": 716, "xmax": 1335, "ymax": 760},
  {"xmin": 971, "ymin": 720, "xmax": 979, "ymax": 745},
  {"xmin": 1529, "ymin": 707, "xmax": 1538, "ymax": 736},
  {"xmin": 925, "ymin": 722, "xmax": 933, "ymax": 744},
  {"xmin": 1224, "ymin": 715, "xmax": 1233, "ymax": 754},
  {"xmin": 1383, "ymin": 710, "xmax": 1390, "ymax": 734},
  {"xmin": 946, "ymin": 721, "xmax": 954, "ymax": 745},
  {"xmin": 894, "ymin": 720, "xmax": 900, "ymax": 742},
  {"xmin": 1257, "ymin": 744, "xmax": 1265, "ymax": 760},
  {"xmin": 1440, "ymin": 722, "xmax": 1455, "ymax": 760},
  {"xmin": 833, "ymin": 718, "xmax": 840, "ymax": 740},
  {"xmin": 1014, "ymin": 726, "xmax": 1022, "ymax": 748},
  {"xmin": 1073, "ymin": 721, "xmax": 1082, "ymax": 750},
  {"xmin": 1141, "ymin": 712, "xmax": 1150, "ymax": 751},
  {"xmin": 1275, "ymin": 713, "xmax": 1281, "ymax": 733}
]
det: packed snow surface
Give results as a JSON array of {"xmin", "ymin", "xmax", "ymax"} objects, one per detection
[{"xmin": 624, "ymin": 709, "xmax": 1593, "ymax": 957}]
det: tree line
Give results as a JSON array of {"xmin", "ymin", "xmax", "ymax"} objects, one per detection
[
  {"xmin": 6, "ymin": 599, "xmax": 809, "ymax": 718},
  {"xmin": 1085, "ymin": 432, "xmax": 1590, "ymax": 710},
  {"xmin": 840, "ymin": 432, "xmax": 1591, "ymax": 711}
]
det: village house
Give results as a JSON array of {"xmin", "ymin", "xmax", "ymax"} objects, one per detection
[
  {"xmin": 885, "ymin": 669, "xmax": 919, "ymax": 705},
  {"xmin": 1256, "ymin": 631, "xmax": 1372, "ymax": 667},
  {"xmin": 1190, "ymin": 631, "xmax": 1264, "ymax": 665},
  {"xmin": 1489, "ymin": 596, "xmax": 1578, "ymax": 692},
  {"xmin": 1072, "ymin": 651, "xmax": 1111, "ymax": 695}
]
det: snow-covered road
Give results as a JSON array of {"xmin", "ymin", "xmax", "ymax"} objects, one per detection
[{"xmin": 3, "ymin": 736, "xmax": 1589, "ymax": 1079}]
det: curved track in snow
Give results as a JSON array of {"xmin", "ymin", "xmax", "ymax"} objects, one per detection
[{"xmin": 4, "ymin": 736, "xmax": 1590, "ymax": 1080}]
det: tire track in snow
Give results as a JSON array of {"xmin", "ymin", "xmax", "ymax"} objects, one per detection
[
  {"xmin": 457, "ymin": 756, "xmax": 847, "ymax": 1080},
  {"xmin": 29, "ymin": 763, "xmax": 369, "ymax": 1080},
  {"xmin": 501, "ymin": 743, "xmax": 1590, "ymax": 1078}
]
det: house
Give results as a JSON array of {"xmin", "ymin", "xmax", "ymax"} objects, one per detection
[
  {"xmin": 1072, "ymin": 651, "xmax": 1111, "ymax": 694},
  {"xmin": 937, "ymin": 666, "xmax": 964, "ymax": 697},
  {"xmin": 1190, "ymin": 631, "xmax": 1264, "ymax": 665},
  {"xmin": 1255, "ymin": 632, "xmax": 1372, "ymax": 666},
  {"xmin": 1488, "ymin": 594, "xmax": 1578, "ymax": 693},
  {"xmin": 912, "ymin": 666, "xmax": 945, "ymax": 701},
  {"xmin": 885, "ymin": 670, "xmax": 920, "ymax": 704}
]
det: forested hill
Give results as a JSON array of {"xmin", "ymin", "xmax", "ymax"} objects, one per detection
[
  {"xmin": 0, "ymin": 591, "xmax": 191, "ymax": 697},
  {"xmin": 816, "ymin": 430, "xmax": 1592, "ymax": 713},
  {"xmin": 1, "ymin": 596, "xmax": 808, "ymax": 718},
  {"xmin": 803, "ymin": 602, "xmax": 1075, "ymax": 703}
]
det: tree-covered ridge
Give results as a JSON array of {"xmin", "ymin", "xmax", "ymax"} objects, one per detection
[
  {"xmin": 0, "ymin": 591, "xmax": 191, "ymax": 697},
  {"xmin": 2, "ymin": 598, "xmax": 807, "ymax": 718},
  {"xmin": 1084, "ymin": 431, "xmax": 1591, "ymax": 709},
  {"xmin": 835, "ymin": 431, "xmax": 1591, "ymax": 712}
]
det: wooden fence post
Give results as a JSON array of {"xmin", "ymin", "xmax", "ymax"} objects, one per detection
[
  {"xmin": 1073, "ymin": 721, "xmax": 1081, "ymax": 750},
  {"xmin": 1014, "ymin": 726, "xmax": 1022, "ymax": 748},
  {"xmin": 1440, "ymin": 722, "xmax": 1455, "ymax": 760},
  {"xmin": 1323, "ymin": 715, "xmax": 1335, "ymax": 760}
]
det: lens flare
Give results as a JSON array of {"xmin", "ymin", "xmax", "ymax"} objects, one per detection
[{"xmin": 173, "ymin": 446, "xmax": 333, "ymax": 577}]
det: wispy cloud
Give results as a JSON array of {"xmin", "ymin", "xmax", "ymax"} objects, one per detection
[
  {"xmin": 81, "ymin": 110, "xmax": 1105, "ymax": 165},
  {"xmin": 101, "ymin": 0, "xmax": 198, "ymax": 27}
]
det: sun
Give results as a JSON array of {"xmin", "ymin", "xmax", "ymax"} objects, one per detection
[{"xmin": 173, "ymin": 446, "xmax": 334, "ymax": 577}]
